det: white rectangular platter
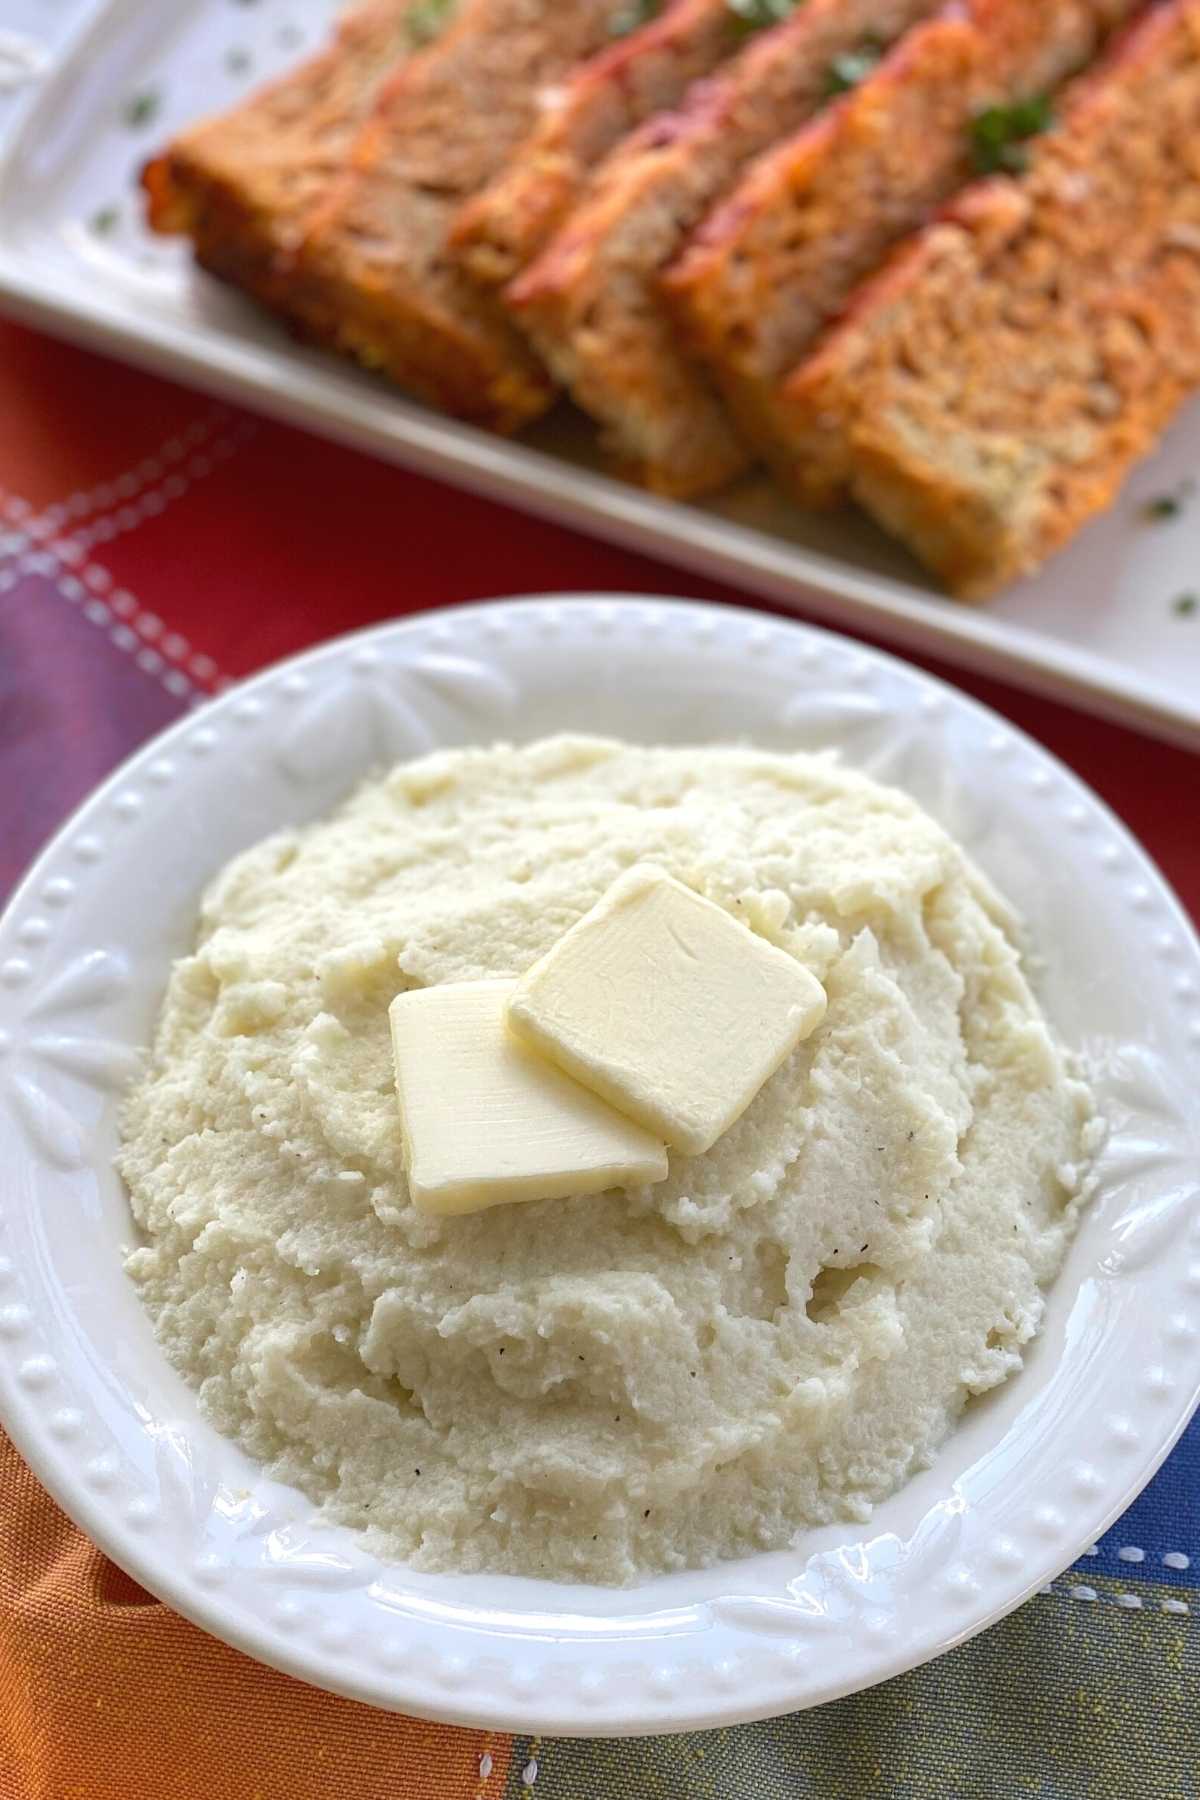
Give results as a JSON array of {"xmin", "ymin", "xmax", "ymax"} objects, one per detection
[{"xmin": 1, "ymin": 0, "xmax": 1198, "ymax": 748}]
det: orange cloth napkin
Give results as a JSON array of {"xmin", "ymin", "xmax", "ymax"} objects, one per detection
[{"xmin": 0, "ymin": 1433, "xmax": 511, "ymax": 1800}]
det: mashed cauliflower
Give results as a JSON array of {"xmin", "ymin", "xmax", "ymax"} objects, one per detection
[{"xmin": 120, "ymin": 737, "xmax": 1095, "ymax": 1583}]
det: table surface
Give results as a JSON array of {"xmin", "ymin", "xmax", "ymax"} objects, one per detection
[{"xmin": 1, "ymin": 28, "xmax": 1199, "ymax": 1768}]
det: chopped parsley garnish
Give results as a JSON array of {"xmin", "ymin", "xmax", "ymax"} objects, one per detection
[
  {"xmin": 727, "ymin": 0, "xmax": 798, "ymax": 35},
  {"xmin": 824, "ymin": 39, "xmax": 884, "ymax": 97},
  {"xmin": 406, "ymin": 0, "xmax": 455, "ymax": 45},
  {"xmin": 122, "ymin": 89, "xmax": 161, "ymax": 130},
  {"xmin": 224, "ymin": 47, "xmax": 252, "ymax": 75},
  {"xmin": 609, "ymin": 0, "xmax": 662, "ymax": 36},
  {"xmin": 1144, "ymin": 481, "xmax": 1193, "ymax": 522},
  {"xmin": 1172, "ymin": 592, "xmax": 1198, "ymax": 618},
  {"xmin": 89, "ymin": 205, "xmax": 119, "ymax": 237},
  {"xmin": 969, "ymin": 94, "xmax": 1054, "ymax": 176}
]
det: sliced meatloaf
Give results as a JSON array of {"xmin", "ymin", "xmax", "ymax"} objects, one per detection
[
  {"xmin": 451, "ymin": 0, "xmax": 745, "ymax": 293},
  {"xmin": 292, "ymin": 0, "xmax": 639, "ymax": 433},
  {"xmin": 663, "ymin": 0, "xmax": 1143, "ymax": 491},
  {"xmin": 779, "ymin": 0, "xmax": 1200, "ymax": 599},
  {"xmin": 506, "ymin": 0, "xmax": 944, "ymax": 498},
  {"xmin": 142, "ymin": 1, "xmax": 419, "ymax": 313}
]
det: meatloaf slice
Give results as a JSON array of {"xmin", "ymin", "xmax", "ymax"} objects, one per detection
[
  {"xmin": 451, "ymin": 0, "xmax": 744, "ymax": 293},
  {"xmin": 779, "ymin": 0, "xmax": 1200, "ymax": 599},
  {"xmin": 506, "ymin": 0, "xmax": 944, "ymax": 498},
  {"xmin": 142, "ymin": 1, "xmax": 419, "ymax": 313},
  {"xmin": 663, "ymin": 0, "xmax": 1142, "ymax": 493},
  {"xmin": 293, "ymin": 0, "xmax": 638, "ymax": 433}
]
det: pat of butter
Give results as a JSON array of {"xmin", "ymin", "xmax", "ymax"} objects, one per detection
[
  {"xmin": 389, "ymin": 979, "xmax": 668, "ymax": 1215},
  {"xmin": 507, "ymin": 866, "xmax": 827, "ymax": 1156}
]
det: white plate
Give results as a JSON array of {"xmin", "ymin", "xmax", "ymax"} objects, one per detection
[
  {"xmin": 0, "ymin": 594, "xmax": 1198, "ymax": 1737},
  {"xmin": 1, "ymin": 0, "xmax": 1199, "ymax": 750}
]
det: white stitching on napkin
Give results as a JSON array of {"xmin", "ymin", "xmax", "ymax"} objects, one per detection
[
  {"xmin": 65, "ymin": 419, "xmax": 256, "ymax": 555},
  {"xmin": 0, "ymin": 401, "xmax": 250, "ymax": 704},
  {"xmin": 24, "ymin": 411, "xmax": 229, "ymax": 542},
  {"xmin": 1, "ymin": 489, "xmax": 229, "ymax": 703},
  {"xmin": 1042, "ymin": 1582, "xmax": 1190, "ymax": 1616}
]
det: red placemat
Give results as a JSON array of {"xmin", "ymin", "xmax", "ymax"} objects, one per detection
[{"xmin": 3, "ymin": 320, "xmax": 1196, "ymax": 910}]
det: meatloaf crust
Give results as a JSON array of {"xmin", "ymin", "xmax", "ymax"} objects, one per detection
[
  {"xmin": 663, "ymin": 0, "xmax": 1141, "ymax": 492},
  {"xmin": 780, "ymin": 0, "xmax": 1200, "ymax": 597},
  {"xmin": 142, "ymin": 2, "xmax": 417, "ymax": 313},
  {"xmin": 506, "ymin": 0, "xmax": 944, "ymax": 498},
  {"xmin": 291, "ymin": 0, "xmax": 637, "ymax": 433},
  {"xmin": 451, "ymin": 0, "xmax": 744, "ymax": 294}
]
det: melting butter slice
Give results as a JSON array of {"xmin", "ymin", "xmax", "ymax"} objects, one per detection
[
  {"xmin": 507, "ymin": 866, "xmax": 827, "ymax": 1157},
  {"xmin": 389, "ymin": 979, "xmax": 668, "ymax": 1215}
]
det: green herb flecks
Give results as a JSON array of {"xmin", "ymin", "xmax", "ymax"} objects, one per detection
[
  {"xmin": 122, "ymin": 89, "xmax": 161, "ymax": 130},
  {"xmin": 89, "ymin": 205, "xmax": 120, "ymax": 237},
  {"xmin": 969, "ymin": 93, "xmax": 1054, "ymax": 176},
  {"xmin": 406, "ymin": 0, "xmax": 455, "ymax": 46},
  {"xmin": 1172, "ymin": 591, "xmax": 1198, "ymax": 618},
  {"xmin": 824, "ymin": 38, "xmax": 884, "ymax": 98},
  {"xmin": 1143, "ymin": 480, "xmax": 1193, "ymax": 522},
  {"xmin": 225, "ymin": 46, "xmax": 253, "ymax": 76},
  {"xmin": 727, "ymin": 0, "xmax": 798, "ymax": 37},
  {"xmin": 609, "ymin": 0, "xmax": 662, "ymax": 37}
]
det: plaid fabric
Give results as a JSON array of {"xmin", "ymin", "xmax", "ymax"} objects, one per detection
[{"xmin": 0, "ymin": 314, "xmax": 1196, "ymax": 1798}]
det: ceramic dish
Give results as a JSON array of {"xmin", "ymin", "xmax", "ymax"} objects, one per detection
[
  {"xmin": 0, "ymin": 594, "xmax": 1198, "ymax": 1737},
  {"xmin": 1, "ymin": 0, "xmax": 1200, "ymax": 749}
]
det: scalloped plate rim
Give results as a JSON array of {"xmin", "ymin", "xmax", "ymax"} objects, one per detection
[{"xmin": 0, "ymin": 592, "xmax": 1197, "ymax": 1737}]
